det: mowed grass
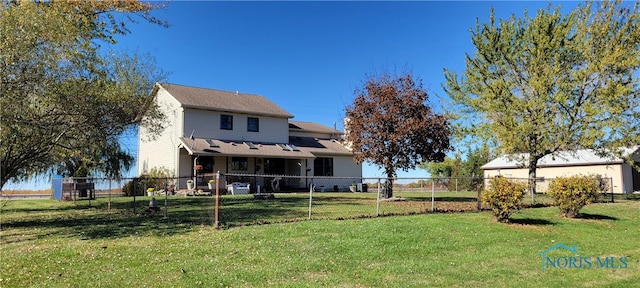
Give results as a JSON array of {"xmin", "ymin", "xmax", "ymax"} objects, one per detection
[
  {"xmin": 1, "ymin": 195, "xmax": 639, "ymax": 287},
  {"xmin": 222, "ymin": 191, "xmax": 485, "ymax": 224}
]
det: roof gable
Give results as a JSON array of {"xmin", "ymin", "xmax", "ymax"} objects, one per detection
[{"xmin": 158, "ymin": 83, "xmax": 293, "ymax": 118}]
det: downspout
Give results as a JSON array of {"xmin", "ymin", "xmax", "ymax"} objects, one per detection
[{"xmin": 193, "ymin": 155, "xmax": 199, "ymax": 188}]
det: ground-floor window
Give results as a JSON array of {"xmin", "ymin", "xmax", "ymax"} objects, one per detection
[
  {"xmin": 314, "ymin": 157, "xmax": 333, "ymax": 176},
  {"xmin": 197, "ymin": 156, "xmax": 214, "ymax": 173},
  {"xmin": 231, "ymin": 157, "xmax": 248, "ymax": 171}
]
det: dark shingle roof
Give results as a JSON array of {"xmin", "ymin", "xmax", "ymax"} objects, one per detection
[
  {"xmin": 290, "ymin": 137, "xmax": 353, "ymax": 156},
  {"xmin": 289, "ymin": 121, "xmax": 342, "ymax": 135},
  {"xmin": 179, "ymin": 137, "xmax": 352, "ymax": 158},
  {"xmin": 159, "ymin": 83, "xmax": 293, "ymax": 118}
]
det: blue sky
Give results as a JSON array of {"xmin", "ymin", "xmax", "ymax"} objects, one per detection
[{"xmin": 9, "ymin": 1, "xmax": 581, "ymax": 190}]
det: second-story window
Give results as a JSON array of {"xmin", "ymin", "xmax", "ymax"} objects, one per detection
[
  {"xmin": 247, "ymin": 117, "xmax": 259, "ymax": 132},
  {"xmin": 220, "ymin": 114, "xmax": 233, "ymax": 130}
]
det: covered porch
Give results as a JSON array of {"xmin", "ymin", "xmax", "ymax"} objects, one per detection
[{"xmin": 177, "ymin": 138, "xmax": 315, "ymax": 192}]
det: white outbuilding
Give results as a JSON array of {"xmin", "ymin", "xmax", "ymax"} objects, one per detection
[{"xmin": 482, "ymin": 148, "xmax": 640, "ymax": 194}]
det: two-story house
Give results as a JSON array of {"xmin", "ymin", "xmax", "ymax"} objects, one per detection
[{"xmin": 137, "ymin": 83, "xmax": 362, "ymax": 191}]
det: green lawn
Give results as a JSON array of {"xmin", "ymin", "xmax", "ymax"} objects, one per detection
[{"xmin": 1, "ymin": 196, "xmax": 638, "ymax": 287}]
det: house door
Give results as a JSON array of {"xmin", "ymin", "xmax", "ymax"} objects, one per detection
[{"xmin": 264, "ymin": 158, "xmax": 285, "ymax": 175}]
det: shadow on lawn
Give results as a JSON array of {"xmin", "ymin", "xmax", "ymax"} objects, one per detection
[
  {"xmin": 5, "ymin": 192, "xmax": 556, "ymax": 240},
  {"xmin": 509, "ymin": 218, "xmax": 555, "ymax": 225},
  {"xmin": 1, "ymin": 195, "xmax": 319, "ymax": 242},
  {"xmin": 401, "ymin": 196, "xmax": 478, "ymax": 203},
  {"xmin": 1, "ymin": 197, "xmax": 226, "ymax": 242},
  {"xmin": 219, "ymin": 194, "xmax": 311, "ymax": 225},
  {"xmin": 577, "ymin": 213, "xmax": 618, "ymax": 221}
]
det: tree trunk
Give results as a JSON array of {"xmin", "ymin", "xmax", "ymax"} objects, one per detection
[
  {"xmin": 382, "ymin": 177, "xmax": 394, "ymax": 198},
  {"xmin": 528, "ymin": 156, "xmax": 540, "ymax": 204}
]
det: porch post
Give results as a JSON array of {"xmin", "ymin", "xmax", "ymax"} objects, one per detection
[
  {"xmin": 193, "ymin": 155, "xmax": 199, "ymax": 190},
  {"xmin": 215, "ymin": 171, "xmax": 220, "ymax": 228}
]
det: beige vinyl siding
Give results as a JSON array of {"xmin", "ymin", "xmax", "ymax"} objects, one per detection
[
  {"xmin": 183, "ymin": 108, "xmax": 289, "ymax": 143},
  {"xmin": 621, "ymin": 165, "xmax": 634, "ymax": 193},
  {"xmin": 332, "ymin": 156, "xmax": 361, "ymax": 178},
  {"xmin": 212, "ymin": 156, "xmax": 227, "ymax": 176},
  {"xmin": 483, "ymin": 168, "xmax": 529, "ymax": 179},
  {"xmin": 137, "ymin": 87, "xmax": 182, "ymax": 176},
  {"xmin": 331, "ymin": 156, "xmax": 363, "ymax": 188},
  {"xmin": 177, "ymin": 150, "xmax": 192, "ymax": 189}
]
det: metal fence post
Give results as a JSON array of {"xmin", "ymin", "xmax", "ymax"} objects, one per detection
[
  {"xmin": 610, "ymin": 177, "xmax": 614, "ymax": 203},
  {"xmin": 133, "ymin": 178, "xmax": 137, "ymax": 214},
  {"xmin": 215, "ymin": 171, "xmax": 220, "ymax": 228},
  {"xmin": 476, "ymin": 178, "xmax": 482, "ymax": 211},
  {"xmin": 431, "ymin": 178, "xmax": 435, "ymax": 212},
  {"xmin": 164, "ymin": 178, "xmax": 168, "ymax": 219},
  {"xmin": 87, "ymin": 177, "xmax": 92, "ymax": 207},
  {"xmin": 108, "ymin": 179, "xmax": 112, "ymax": 212},
  {"xmin": 308, "ymin": 181, "xmax": 313, "ymax": 220},
  {"xmin": 376, "ymin": 178, "xmax": 381, "ymax": 216}
]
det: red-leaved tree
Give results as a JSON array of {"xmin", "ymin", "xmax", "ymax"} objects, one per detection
[{"xmin": 345, "ymin": 72, "xmax": 452, "ymax": 198}]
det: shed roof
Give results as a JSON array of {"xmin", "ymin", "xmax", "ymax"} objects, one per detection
[
  {"xmin": 481, "ymin": 147, "xmax": 639, "ymax": 170},
  {"xmin": 158, "ymin": 83, "xmax": 294, "ymax": 118}
]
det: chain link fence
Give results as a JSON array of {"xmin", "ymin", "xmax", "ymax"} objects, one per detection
[{"xmin": 48, "ymin": 174, "xmax": 615, "ymax": 227}]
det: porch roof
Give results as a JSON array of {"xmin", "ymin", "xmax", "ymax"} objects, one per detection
[
  {"xmin": 179, "ymin": 137, "xmax": 316, "ymax": 159},
  {"xmin": 179, "ymin": 136, "xmax": 354, "ymax": 158}
]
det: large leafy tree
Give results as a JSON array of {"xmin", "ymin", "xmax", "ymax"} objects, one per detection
[
  {"xmin": 444, "ymin": 1, "xmax": 640, "ymax": 194},
  {"xmin": 0, "ymin": 1, "xmax": 167, "ymax": 189},
  {"xmin": 460, "ymin": 145, "xmax": 493, "ymax": 184},
  {"xmin": 421, "ymin": 156, "xmax": 460, "ymax": 179},
  {"xmin": 345, "ymin": 72, "xmax": 452, "ymax": 198},
  {"xmin": 50, "ymin": 51, "xmax": 166, "ymax": 180},
  {"xmin": 420, "ymin": 144, "xmax": 493, "ymax": 191}
]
